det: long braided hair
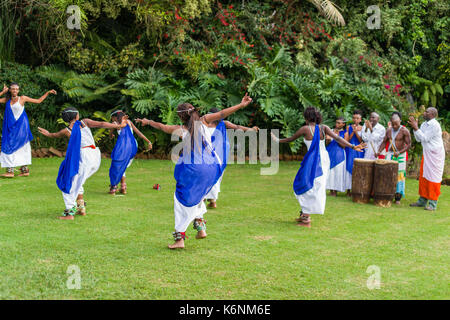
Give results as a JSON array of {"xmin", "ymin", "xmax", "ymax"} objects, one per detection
[{"xmin": 177, "ymin": 103, "xmax": 201, "ymax": 149}]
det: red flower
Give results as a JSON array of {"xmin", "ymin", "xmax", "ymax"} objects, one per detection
[
  {"xmin": 359, "ymin": 55, "xmax": 364, "ymax": 60},
  {"xmin": 384, "ymin": 84, "xmax": 390, "ymax": 89},
  {"xmin": 137, "ymin": 35, "xmax": 141, "ymax": 40},
  {"xmin": 378, "ymin": 62, "xmax": 383, "ymax": 67}
]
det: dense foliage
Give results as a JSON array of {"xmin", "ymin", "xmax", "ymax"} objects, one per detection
[{"xmin": 1, "ymin": 0, "xmax": 449, "ymax": 155}]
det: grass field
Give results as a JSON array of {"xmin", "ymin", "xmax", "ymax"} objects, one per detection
[{"xmin": 0, "ymin": 158, "xmax": 448, "ymax": 299}]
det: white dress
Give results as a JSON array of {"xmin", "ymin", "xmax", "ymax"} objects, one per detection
[
  {"xmin": 295, "ymin": 138, "xmax": 330, "ymax": 214},
  {"xmin": 62, "ymin": 121, "xmax": 101, "ymax": 209},
  {"xmin": 0, "ymin": 100, "xmax": 32, "ymax": 168}
]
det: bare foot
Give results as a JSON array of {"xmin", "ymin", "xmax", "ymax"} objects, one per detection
[
  {"xmin": 58, "ymin": 215, "xmax": 74, "ymax": 220},
  {"xmin": 1, "ymin": 172, "xmax": 14, "ymax": 178},
  {"xmin": 208, "ymin": 201, "xmax": 217, "ymax": 209},
  {"xmin": 296, "ymin": 221, "xmax": 311, "ymax": 228},
  {"xmin": 196, "ymin": 230, "xmax": 207, "ymax": 239},
  {"xmin": 168, "ymin": 239, "xmax": 185, "ymax": 249}
]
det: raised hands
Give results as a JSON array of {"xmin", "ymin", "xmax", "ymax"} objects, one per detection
[
  {"xmin": 1, "ymin": 84, "xmax": 8, "ymax": 94},
  {"xmin": 48, "ymin": 89, "xmax": 57, "ymax": 95},
  {"xmin": 240, "ymin": 93, "xmax": 253, "ymax": 107}
]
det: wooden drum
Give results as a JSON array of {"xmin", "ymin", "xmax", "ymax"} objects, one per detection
[
  {"xmin": 351, "ymin": 159, "xmax": 375, "ymax": 204},
  {"xmin": 373, "ymin": 159, "xmax": 398, "ymax": 208}
]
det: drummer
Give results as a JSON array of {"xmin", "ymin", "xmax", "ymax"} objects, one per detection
[{"xmin": 375, "ymin": 113, "xmax": 411, "ymax": 204}]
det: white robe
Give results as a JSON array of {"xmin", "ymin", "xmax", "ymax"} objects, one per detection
[
  {"xmin": 361, "ymin": 123, "xmax": 385, "ymax": 160},
  {"xmin": 0, "ymin": 101, "xmax": 32, "ymax": 168},
  {"xmin": 62, "ymin": 123, "xmax": 101, "ymax": 210},
  {"xmin": 295, "ymin": 139, "xmax": 330, "ymax": 214}
]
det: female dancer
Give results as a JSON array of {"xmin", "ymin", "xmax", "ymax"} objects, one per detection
[
  {"xmin": 108, "ymin": 110, "xmax": 152, "ymax": 195},
  {"xmin": 136, "ymin": 93, "xmax": 253, "ymax": 249},
  {"xmin": 0, "ymin": 83, "xmax": 56, "ymax": 177},
  {"xmin": 326, "ymin": 116, "xmax": 347, "ymax": 196},
  {"xmin": 272, "ymin": 107, "xmax": 365, "ymax": 227},
  {"xmin": 204, "ymin": 107, "xmax": 259, "ymax": 208},
  {"xmin": 344, "ymin": 110, "xmax": 365, "ymax": 196},
  {"xmin": 38, "ymin": 107, "xmax": 126, "ymax": 220}
]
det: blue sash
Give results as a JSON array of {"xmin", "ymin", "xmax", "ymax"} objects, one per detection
[
  {"xmin": 326, "ymin": 130, "xmax": 346, "ymax": 169},
  {"xmin": 57, "ymin": 121, "xmax": 82, "ymax": 193},
  {"xmin": 345, "ymin": 125, "xmax": 365, "ymax": 174},
  {"xmin": 109, "ymin": 124, "xmax": 138, "ymax": 186},
  {"xmin": 293, "ymin": 124, "xmax": 323, "ymax": 195},
  {"xmin": 174, "ymin": 121, "xmax": 228, "ymax": 207},
  {"xmin": 1, "ymin": 100, "xmax": 33, "ymax": 154}
]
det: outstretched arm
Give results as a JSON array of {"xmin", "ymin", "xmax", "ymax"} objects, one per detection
[
  {"xmin": 38, "ymin": 127, "xmax": 70, "ymax": 139},
  {"xmin": 324, "ymin": 126, "xmax": 365, "ymax": 151},
  {"xmin": 135, "ymin": 118, "xmax": 182, "ymax": 135},
  {"xmin": 224, "ymin": 121, "xmax": 258, "ymax": 132},
  {"xmin": 273, "ymin": 127, "xmax": 305, "ymax": 144},
  {"xmin": 129, "ymin": 121, "xmax": 152, "ymax": 150},
  {"xmin": 203, "ymin": 93, "xmax": 253, "ymax": 124},
  {"xmin": 22, "ymin": 89, "xmax": 57, "ymax": 104},
  {"xmin": 83, "ymin": 118, "xmax": 127, "ymax": 129}
]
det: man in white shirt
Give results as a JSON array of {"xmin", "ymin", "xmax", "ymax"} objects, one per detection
[
  {"xmin": 408, "ymin": 107, "xmax": 446, "ymax": 211},
  {"xmin": 361, "ymin": 112, "xmax": 385, "ymax": 159}
]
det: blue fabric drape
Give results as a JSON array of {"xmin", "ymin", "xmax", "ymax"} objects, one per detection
[
  {"xmin": 174, "ymin": 120, "xmax": 228, "ymax": 207},
  {"xmin": 1, "ymin": 100, "xmax": 33, "ymax": 154},
  {"xmin": 345, "ymin": 125, "xmax": 365, "ymax": 174},
  {"xmin": 326, "ymin": 130, "xmax": 346, "ymax": 169},
  {"xmin": 293, "ymin": 124, "xmax": 323, "ymax": 195},
  {"xmin": 109, "ymin": 124, "xmax": 138, "ymax": 186},
  {"xmin": 56, "ymin": 121, "xmax": 82, "ymax": 193}
]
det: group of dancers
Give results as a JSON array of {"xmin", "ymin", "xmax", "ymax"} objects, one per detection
[{"xmin": 1, "ymin": 82, "xmax": 446, "ymax": 249}]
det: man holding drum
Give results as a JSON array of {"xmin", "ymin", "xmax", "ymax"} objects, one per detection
[
  {"xmin": 376, "ymin": 113, "xmax": 411, "ymax": 204},
  {"xmin": 362, "ymin": 112, "xmax": 386, "ymax": 160},
  {"xmin": 408, "ymin": 107, "xmax": 446, "ymax": 211}
]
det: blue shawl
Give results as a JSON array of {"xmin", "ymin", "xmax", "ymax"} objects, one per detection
[
  {"xmin": 109, "ymin": 124, "xmax": 138, "ymax": 186},
  {"xmin": 293, "ymin": 124, "xmax": 323, "ymax": 195},
  {"xmin": 174, "ymin": 120, "xmax": 228, "ymax": 207},
  {"xmin": 56, "ymin": 121, "xmax": 81, "ymax": 193},
  {"xmin": 326, "ymin": 130, "xmax": 346, "ymax": 169},
  {"xmin": 1, "ymin": 100, "xmax": 33, "ymax": 154},
  {"xmin": 345, "ymin": 125, "xmax": 365, "ymax": 174}
]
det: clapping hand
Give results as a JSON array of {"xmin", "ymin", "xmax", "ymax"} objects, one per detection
[{"xmin": 407, "ymin": 116, "xmax": 419, "ymax": 130}]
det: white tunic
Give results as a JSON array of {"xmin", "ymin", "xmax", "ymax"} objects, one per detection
[
  {"xmin": 0, "ymin": 100, "xmax": 32, "ymax": 168},
  {"xmin": 295, "ymin": 138, "xmax": 330, "ymax": 214},
  {"xmin": 413, "ymin": 119, "xmax": 445, "ymax": 183},
  {"xmin": 62, "ymin": 122, "xmax": 101, "ymax": 209},
  {"xmin": 361, "ymin": 123, "xmax": 385, "ymax": 160}
]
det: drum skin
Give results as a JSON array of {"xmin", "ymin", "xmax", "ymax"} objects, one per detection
[
  {"xmin": 373, "ymin": 160, "xmax": 398, "ymax": 208},
  {"xmin": 351, "ymin": 159, "xmax": 375, "ymax": 204}
]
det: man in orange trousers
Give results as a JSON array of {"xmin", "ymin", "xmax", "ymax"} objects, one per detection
[{"xmin": 408, "ymin": 107, "xmax": 446, "ymax": 211}]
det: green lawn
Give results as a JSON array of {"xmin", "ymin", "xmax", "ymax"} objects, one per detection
[{"xmin": 0, "ymin": 158, "xmax": 448, "ymax": 299}]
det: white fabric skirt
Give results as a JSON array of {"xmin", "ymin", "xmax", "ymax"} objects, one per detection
[
  {"xmin": 62, "ymin": 147, "xmax": 101, "ymax": 209},
  {"xmin": 0, "ymin": 142, "xmax": 32, "ymax": 168},
  {"xmin": 173, "ymin": 193, "xmax": 207, "ymax": 232},
  {"xmin": 326, "ymin": 160, "xmax": 347, "ymax": 192},
  {"xmin": 295, "ymin": 147, "xmax": 330, "ymax": 214}
]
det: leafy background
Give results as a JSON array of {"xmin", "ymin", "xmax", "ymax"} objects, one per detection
[{"xmin": 0, "ymin": 0, "xmax": 449, "ymax": 159}]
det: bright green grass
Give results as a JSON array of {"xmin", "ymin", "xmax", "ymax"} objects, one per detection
[{"xmin": 0, "ymin": 159, "xmax": 448, "ymax": 299}]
